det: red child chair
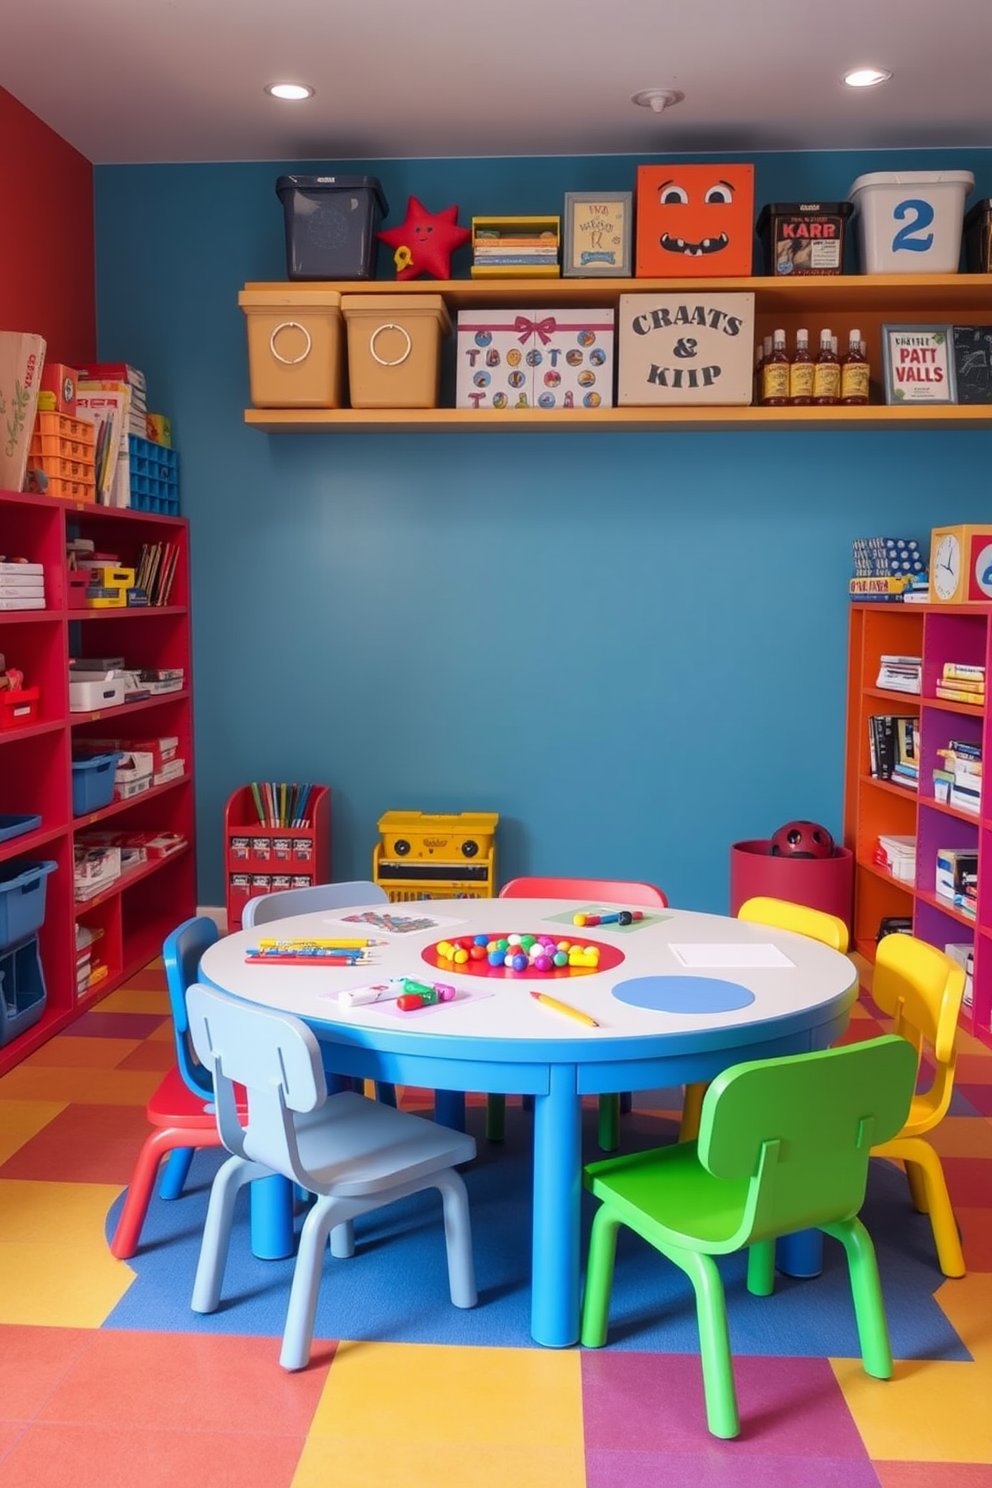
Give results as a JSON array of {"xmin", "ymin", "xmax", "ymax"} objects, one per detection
[{"xmin": 496, "ymin": 877, "xmax": 670, "ymax": 1149}]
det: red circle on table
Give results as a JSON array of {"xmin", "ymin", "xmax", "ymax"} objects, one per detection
[{"xmin": 421, "ymin": 934, "xmax": 624, "ymax": 979}]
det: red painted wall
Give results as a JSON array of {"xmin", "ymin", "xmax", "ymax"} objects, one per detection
[{"xmin": 0, "ymin": 86, "xmax": 95, "ymax": 367}]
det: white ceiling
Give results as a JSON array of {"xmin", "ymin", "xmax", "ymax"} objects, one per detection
[{"xmin": 1, "ymin": 0, "xmax": 990, "ymax": 166}]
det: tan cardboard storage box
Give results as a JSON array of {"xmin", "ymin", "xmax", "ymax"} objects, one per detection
[
  {"xmin": 617, "ymin": 292, "xmax": 755, "ymax": 406},
  {"xmin": 239, "ymin": 286, "xmax": 345, "ymax": 408},
  {"xmin": 341, "ymin": 294, "xmax": 450, "ymax": 408}
]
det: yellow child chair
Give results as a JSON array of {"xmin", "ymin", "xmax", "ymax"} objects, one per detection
[
  {"xmin": 869, "ymin": 931, "xmax": 967, "ymax": 1278},
  {"xmin": 679, "ymin": 895, "xmax": 850, "ymax": 1143}
]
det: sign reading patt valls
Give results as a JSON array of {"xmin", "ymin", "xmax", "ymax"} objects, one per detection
[{"xmin": 616, "ymin": 293, "xmax": 755, "ymax": 406}]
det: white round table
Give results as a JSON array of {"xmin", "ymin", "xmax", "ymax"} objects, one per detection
[{"xmin": 200, "ymin": 897, "xmax": 858, "ymax": 1346}]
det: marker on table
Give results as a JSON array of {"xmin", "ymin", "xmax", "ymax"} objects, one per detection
[
  {"xmin": 393, "ymin": 977, "xmax": 457, "ymax": 1011},
  {"xmin": 573, "ymin": 910, "xmax": 643, "ymax": 928},
  {"xmin": 529, "ymin": 990, "xmax": 600, "ymax": 1027}
]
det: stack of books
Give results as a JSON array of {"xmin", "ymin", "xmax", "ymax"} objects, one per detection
[
  {"xmin": 850, "ymin": 536, "xmax": 927, "ymax": 601},
  {"xmin": 934, "ymin": 662, "xmax": 985, "ymax": 705},
  {"xmin": 868, "ymin": 713, "xmax": 918, "ymax": 785},
  {"xmin": 935, "ymin": 739, "xmax": 982, "ymax": 814},
  {"xmin": 874, "ymin": 834, "xmax": 916, "ymax": 881},
  {"xmin": 876, "ymin": 655, "xmax": 922, "ymax": 693},
  {"xmin": 936, "ymin": 847, "xmax": 978, "ymax": 918}
]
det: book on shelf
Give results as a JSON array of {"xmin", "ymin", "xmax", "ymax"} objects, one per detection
[
  {"xmin": 851, "ymin": 536, "xmax": 926, "ymax": 578},
  {"xmin": 943, "ymin": 662, "xmax": 985, "ymax": 682},
  {"xmin": 935, "ymin": 685, "xmax": 986, "ymax": 705},
  {"xmin": 876, "ymin": 655, "xmax": 922, "ymax": 692},
  {"xmin": 75, "ymin": 386, "xmax": 129, "ymax": 505},
  {"xmin": 868, "ymin": 713, "xmax": 916, "ymax": 780},
  {"xmin": 874, "ymin": 833, "xmax": 916, "ymax": 881}
]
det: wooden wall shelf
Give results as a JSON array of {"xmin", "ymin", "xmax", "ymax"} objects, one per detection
[{"xmin": 243, "ymin": 274, "xmax": 992, "ymax": 433}]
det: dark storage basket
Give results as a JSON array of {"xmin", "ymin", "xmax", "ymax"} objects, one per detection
[
  {"xmin": 276, "ymin": 175, "xmax": 388, "ymax": 281},
  {"xmin": 0, "ymin": 936, "xmax": 47, "ymax": 1046}
]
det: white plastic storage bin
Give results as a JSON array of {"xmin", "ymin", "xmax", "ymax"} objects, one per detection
[
  {"xmin": 848, "ymin": 170, "xmax": 974, "ymax": 274},
  {"xmin": 69, "ymin": 672, "xmax": 126, "ymax": 712}
]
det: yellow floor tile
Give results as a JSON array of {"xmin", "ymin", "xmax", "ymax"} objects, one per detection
[
  {"xmin": 147, "ymin": 1019, "xmax": 177, "ymax": 1044},
  {"xmin": 20, "ymin": 1037, "xmax": 142, "ymax": 1071},
  {"xmin": 91, "ymin": 989, "xmax": 170, "ymax": 1015},
  {"xmin": 0, "ymin": 1067, "xmax": 162, "ymax": 1106},
  {"xmin": 0, "ymin": 1180, "xmax": 133, "ymax": 1326},
  {"xmin": 832, "ymin": 1273, "xmax": 992, "ymax": 1462},
  {"xmin": 0, "ymin": 1101, "xmax": 66, "ymax": 1164},
  {"xmin": 309, "ymin": 1341, "xmax": 583, "ymax": 1448},
  {"xmin": 291, "ymin": 1436, "xmax": 587, "ymax": 1488}
]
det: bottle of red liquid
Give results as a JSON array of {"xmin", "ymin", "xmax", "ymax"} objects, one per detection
[
  {"xmin": 761, "ymin": 328, "xmax": 790, "ymax": 407},
  {"xmin": 840, "ymin": 327, "xmax": 870, "ymax": 405},
  {"xmin": 813, "ymin": 328, "xmax": 840, "ymax": 406},
  {"xmin": 789, "ymin": 327, "xmax": 814, "ymax": 406}
]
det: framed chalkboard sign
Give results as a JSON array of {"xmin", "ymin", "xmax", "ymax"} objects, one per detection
[{"xmin": 952, "ymin": 325, "xmax": 992, "ymax": 405}]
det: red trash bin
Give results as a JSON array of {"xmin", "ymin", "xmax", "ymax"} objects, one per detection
[{"xmin": 729, "ymin": 840, "xmax": 854, "ymax": 932}]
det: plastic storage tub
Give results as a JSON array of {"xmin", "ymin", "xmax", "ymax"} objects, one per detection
[
  {"xmin": 0, "ymin": 861, "xmax": 56, "ymax": 948},
  {"xmin": 0, "ymin": 813, "xmax": 41, "ymax": 843},
  {"xmin": 729, "ymin": 841, "xmax": 854, "ymax": 932},
  {"xmin": 239, "ymin": 287, "xmax": 345, "ymax": 408},
  {"xmin": 341, "ymin": 294, "xmax": 451, "ymax": 408},
  {"xmin": 756, "ymin": 202, "xmax": 852, "ymax": 276},
  {"xmin": 71, "ymin": 753, "xmax": 121, "ymax": 816},
  {"xmin": 848, "ymin": 170, "xmax": 974, "ymax": 274},
  {"xmin": 275, "ymin": 175, "xmax": 388, "ymax": 281},
  {"xmin": 0, "ymin": 936, "xmax": 47, "ymax": 1046}
]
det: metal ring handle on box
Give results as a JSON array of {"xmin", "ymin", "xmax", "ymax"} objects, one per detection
[
  {"xmin": 369, "ymin": 323, "xmax": 412, "ymax": 368},
  {"xmin": 269, "ymin": 321, "xmax": 312, "ymax": 365}
]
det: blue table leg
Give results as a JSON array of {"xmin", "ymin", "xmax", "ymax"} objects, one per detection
[
  {"xmin": 250, "ymin": 1174, "xmax": 296, "ymax": 1259},
  {"xmin": 434, "ymin": 1090, "xmax": 466, "ymax": 1131},
  {"xmin": 777, "ymin": 1228, "xmax": 823, "ymax": 1278},
  {"xmin": 531, "ymin": 1064, "xmax": 581, "ymax": 1347}
]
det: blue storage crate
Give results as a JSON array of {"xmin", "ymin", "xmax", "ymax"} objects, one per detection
[
  {"xmin": 128, "ymin": 435, "xmax": 179, "ymax": 514},
  {"xmin": 72, "ymin": 752, "xmax": 121, "ymax": 816},
  {"xmin": 0, "ymin": 861, "xmax": 57, "ymax": 950},
  {"xmin": 0, "ymin": 813, "xmax": 41, "ymax": 844},
  {"xmin": 0, "ymin": 935, "xmax": 47, "ymax": 1047}
]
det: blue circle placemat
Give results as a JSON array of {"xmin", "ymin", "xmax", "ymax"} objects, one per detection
[{"xmin": 612, "ymin": 975, "xmax": 755, "ymax": 1014}]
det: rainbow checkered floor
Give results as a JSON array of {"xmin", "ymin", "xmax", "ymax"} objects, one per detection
[{"xmin": 0, "ymin": 956, "xmax": 990, "ymax": 1487}]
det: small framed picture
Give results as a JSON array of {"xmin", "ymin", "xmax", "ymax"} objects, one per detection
[
  {"xmin": 881, "ymin": 324, "xmax": 958, "ymax": 405},
  {"xmin": 562, "ymin": 192, "xmax": 632, "ymax": 277}
]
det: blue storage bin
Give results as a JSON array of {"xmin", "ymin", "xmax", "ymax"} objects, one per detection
[
  {"xmin": 0, "ymin": 935, "xmax": 47, "ymax": 1046},
  {"xmin": 0, "ymin": 813, "xmax": 42, "ymax": 844},
  {"xmin": 276, "ymin": 175, "xmax": 388, "ymax": 280},
  {"xmin": 72, "ymin": 752, "xmax": 121, "ymax": 816},
  {"xmin": 0, "ymin": 861, "xmax": 57, "ymax": 950}
]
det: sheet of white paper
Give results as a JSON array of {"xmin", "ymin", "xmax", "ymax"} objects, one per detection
[{"xmin": 669, "ymin": 942, "xmax": 795, "ymax": 969}]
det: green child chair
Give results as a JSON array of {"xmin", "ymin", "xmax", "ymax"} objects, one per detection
[
  {"xmin": 580, "ymin": 1034, "xmax": 917, "ymax": 1439},
  {"xmin": 679, "ymin": 895, "xmax": 851, "ymax": 1143}
]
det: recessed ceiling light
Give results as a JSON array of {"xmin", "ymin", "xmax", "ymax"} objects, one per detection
[
  {"xmin": 265, "ymin": 82, "xmax": 315, "ymax": 102},
  {"xmin": 631, "ymin": 88, "xmax": 686, "ymax": 114},
  {"xmin": 843, "ymin": 67, "xmax": 892, "ymax": 88}
]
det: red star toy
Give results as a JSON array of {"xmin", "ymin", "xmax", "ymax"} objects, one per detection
[{"xmin": 377, "ymin": 196, "xmax": 471, "ymax": 281}]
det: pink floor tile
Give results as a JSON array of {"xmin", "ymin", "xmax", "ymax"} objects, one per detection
[
  {"xmin": 0, "ymin": 1422, "xmax": 307, "ymax": 1488},
  {"xmin": 874, "ymin": 1464, "xmax": 992, "ymax": 1487},
  {"xmin": 585, "ymin": 1449, "xmax": 884, "ymax": 1487},
  {"xmin": 0, "ymin": 1327, "xmax": 97, "ymax": 1421},
  {"xmin": 36, "ymin": 1330, "xmax": 331, "ymax": 1433},
  {"xmin": 68, "ymin": 1012, "xmax": 169, "ymax": 1040},
  {"xmin": 940, "ymin": 1156, "xmax": 992, "ymax": 1207},
  {"xmin": 957, "ymin": 1083, "xmax": 992, "ymax": 1116},
  {"xmin": 0, "ymin": 1104, "xmax": 149, "ymax": 1184},
  {"xmin": 580, "ymin": 1352, "xmax": 872, "ymax": 1458}
]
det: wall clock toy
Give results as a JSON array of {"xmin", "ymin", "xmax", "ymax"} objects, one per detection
[{"xmin": 929, "ymin": 523, "xmax": 992, "ymax": 603}]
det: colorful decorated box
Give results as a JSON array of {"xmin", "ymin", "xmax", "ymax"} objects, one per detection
[
  {"xmin": 616, "ymin": 292, "xmax": 755, "ymax": 406},
  {"xmin": 455, "ymin": 308, "xmax": 615, "ymax": 411},
  {"xmin": 635, "ymin": 163, "xmax": 755, "ymax": 277}
]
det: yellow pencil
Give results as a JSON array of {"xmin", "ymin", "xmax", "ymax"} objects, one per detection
[{"xmin": 529, "ymin": 990, "xmax": 600, "ymax": 1027}]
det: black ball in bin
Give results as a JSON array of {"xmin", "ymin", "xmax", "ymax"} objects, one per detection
[{"xmin": 768, "ymin": 821, "xmax": 835, "ymax": 860}]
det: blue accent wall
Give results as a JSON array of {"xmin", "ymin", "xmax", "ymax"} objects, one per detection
[{"xmin": 94, "ymin": 148, "xmax": 992, "ymax": 911}]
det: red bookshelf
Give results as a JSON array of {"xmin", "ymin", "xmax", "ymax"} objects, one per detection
[{"xmin": 0, "ymin": 488, "xmax": 196, "ymax": 1074}]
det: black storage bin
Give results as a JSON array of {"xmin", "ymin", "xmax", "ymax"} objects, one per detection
[
  {"xmin": 964, "ymin": 199, "xmax": 992, "ymax": 273},
  {"xmin": 276, "ymin": 175, "xmax": 389, "ymax": 281},
  {"xmin": 756, "ymin": 201, "xmax": 853, "ymax": 276}
]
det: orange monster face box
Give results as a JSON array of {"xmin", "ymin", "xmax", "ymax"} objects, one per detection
[{"xmin": 635, "ymin": 164, "xmax": 755, "ymax": 277}]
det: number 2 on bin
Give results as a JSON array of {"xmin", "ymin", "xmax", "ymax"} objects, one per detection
[{"xmin": 891, "ymin": 198, "xmax": 935, "ymax": 255}]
